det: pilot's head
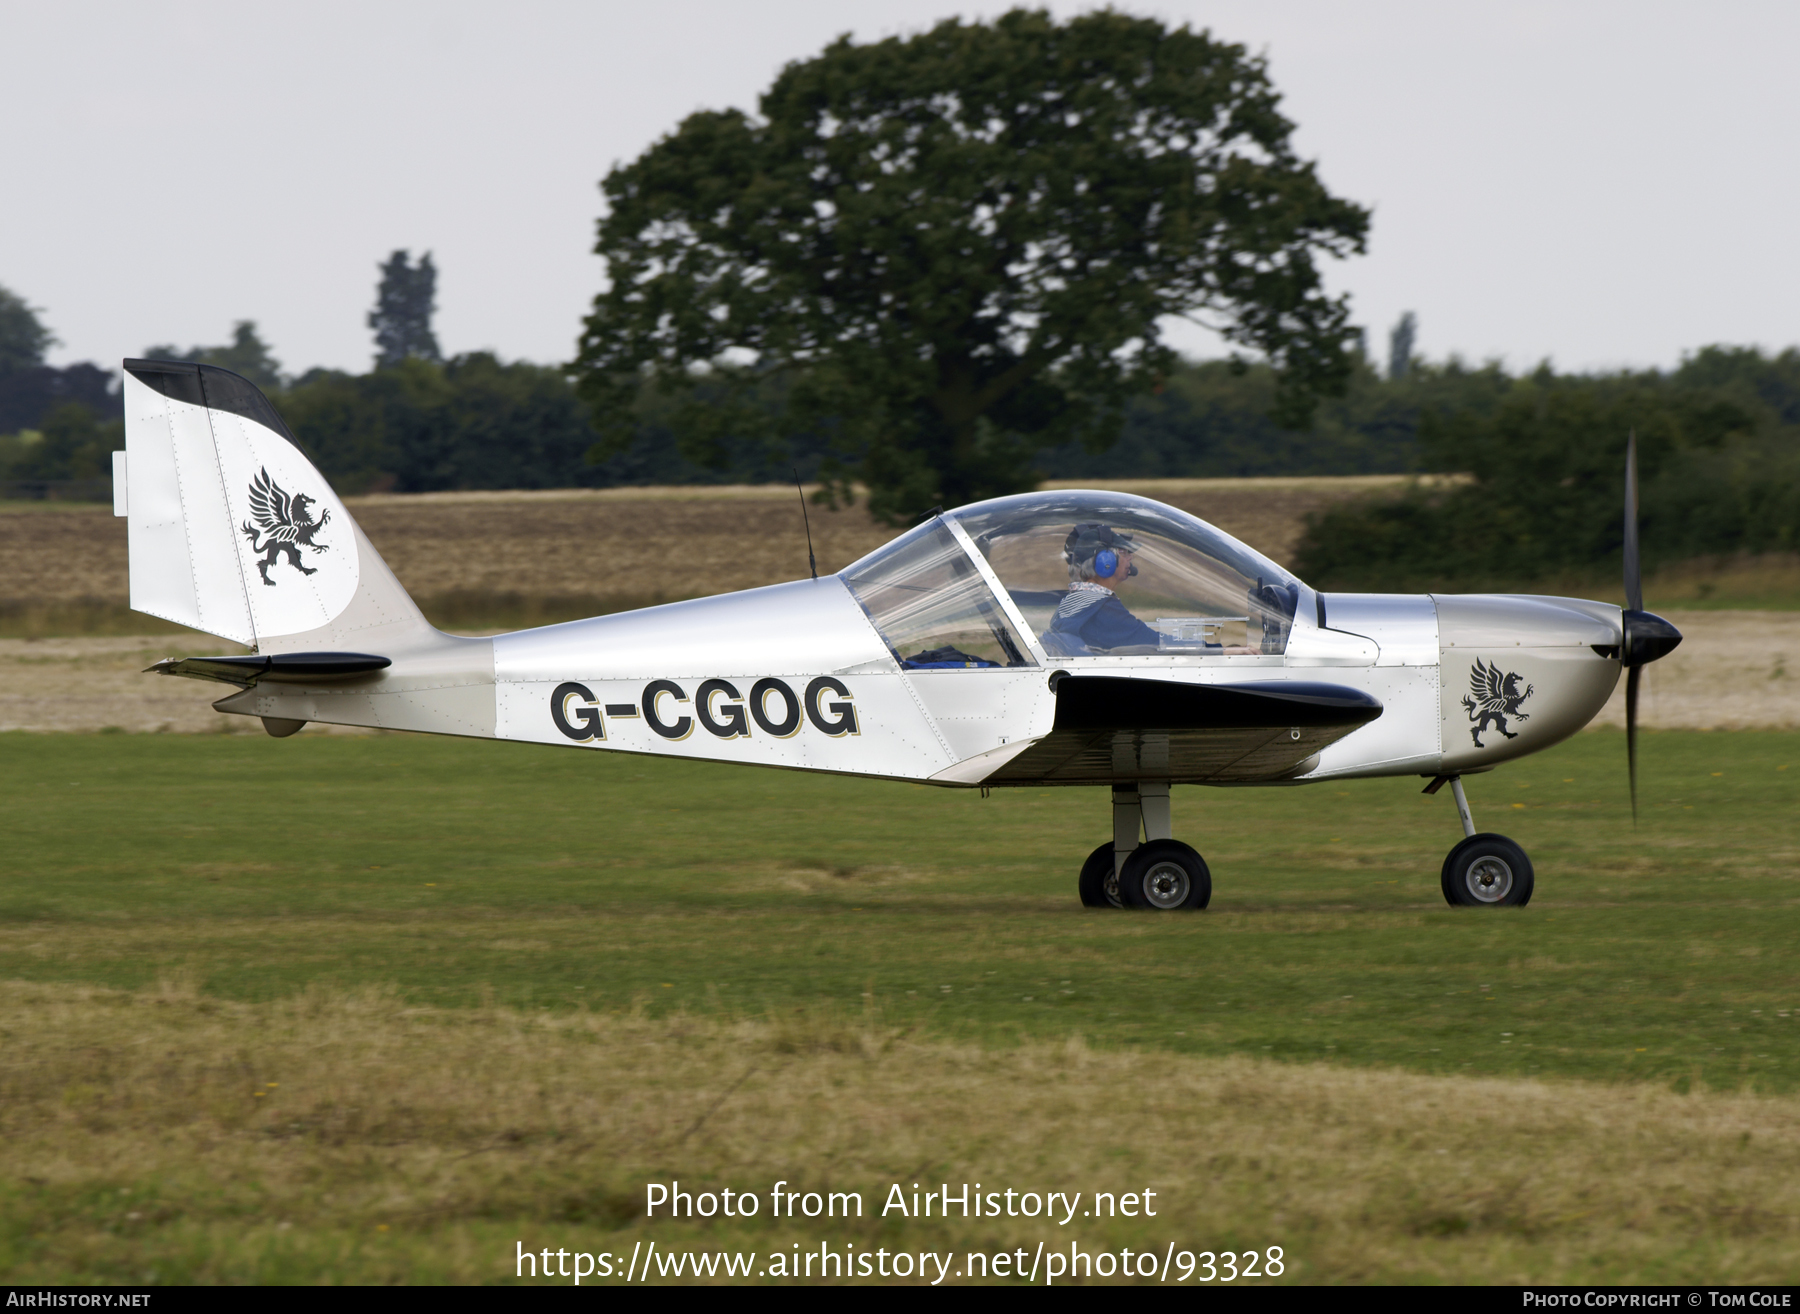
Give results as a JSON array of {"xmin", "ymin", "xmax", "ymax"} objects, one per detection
[{"xmin": 1063, "ymin": 522, "xmax": 1139, "ymax": 586}]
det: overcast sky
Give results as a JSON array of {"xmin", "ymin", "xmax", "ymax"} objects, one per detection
[{"xmin": 5, "ymin": 1, "xmax": 1795, "ymax": 379}]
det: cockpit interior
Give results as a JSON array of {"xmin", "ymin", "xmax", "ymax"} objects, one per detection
[{"xmin": 840, "ymin": 490, "xmax": 1303, "ymax": 669}]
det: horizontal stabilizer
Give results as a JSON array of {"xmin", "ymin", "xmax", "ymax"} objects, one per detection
[{"xmin": 146, "ymin": 651, "xmax": 392, "ymax": 688}]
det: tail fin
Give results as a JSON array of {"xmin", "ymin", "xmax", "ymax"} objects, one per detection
[{"xmin": 119, "ymin": 359, "xmax": 430, "ymax": 653}]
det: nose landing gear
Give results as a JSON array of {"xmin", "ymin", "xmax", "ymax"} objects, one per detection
[
  {"xmin": 1077, "ymin": 784, "xmax": 1211, "ymax": 911},
  {"xmin": 1423, "ymin": 774, "xmax": 1534, "ymax": 907}
]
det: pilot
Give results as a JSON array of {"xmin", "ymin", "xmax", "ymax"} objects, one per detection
[{"xmin": 1047, "ymin": 522, "xmax": 1166, "ymax": 653}]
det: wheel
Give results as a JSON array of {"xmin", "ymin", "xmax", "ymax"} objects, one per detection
[
  {"xmin": 1117, "ymin": 840, "xmax": 1211, "ymax": 911},
  {"xmin": 1077, "ymin": 842, "xmax": 1122, "ymax": 908},
  {"xmin": 1441, "ymin": 833, "xmax": 1534, "ymax": 907}
]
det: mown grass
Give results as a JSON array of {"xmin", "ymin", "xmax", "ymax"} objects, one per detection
[
  {"xmin": 7, "ymin": 980, "xmax": 1800, "ymax": 1285},
  {"xmin": 2, "ymin": 730, "xmax": 1796, "ymax": 1088},
  {"xmin": 1, "ymin": 729, "xmax": 1797, "ymax": 1283}
]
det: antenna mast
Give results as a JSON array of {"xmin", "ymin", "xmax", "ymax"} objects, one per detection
[{"xmin": 794, "ymin": 467, "xmax": 817, "ymax": 580}]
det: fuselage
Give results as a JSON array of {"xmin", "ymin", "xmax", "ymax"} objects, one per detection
[{"xmin": 219, "ymin": 561, "xmax": 1624, "ymax": 789}]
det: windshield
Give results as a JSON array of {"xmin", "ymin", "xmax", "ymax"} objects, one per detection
[
  {"xmin": 840, "ymin": 518, "xmax": 1035, "ymax": 669},
  {"xmin": 952, "ymin": 490, "xmax": 1301, "ymax": 657}
]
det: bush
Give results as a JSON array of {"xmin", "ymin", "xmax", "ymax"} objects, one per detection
[
  {"xmin": 281, "ymin": 355, "xmax": 600, "ymax": 494},
  {"xmin": 1292, "ymin": 351, "xmax": 1800, "ymax": 591}
]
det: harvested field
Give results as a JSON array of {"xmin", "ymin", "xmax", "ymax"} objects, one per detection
[
  {"xmin": 0, "ymin": 477, "xmax": 1434, "ymax": 634},
  {"xmin": 5, "ymin": 977, "xmax": 1800, "ymax": 1283},
  {"xmin": 5, "ymin": 477, "xmax": 1794, "ymax": 634},
  {"xmin": 0, "ymin": 636, "xmax": 263, "ymax": 735}
]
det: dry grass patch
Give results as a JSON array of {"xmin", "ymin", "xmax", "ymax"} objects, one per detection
[
  {"xmin": 2, "ymin": 978, "xmax": 1798, "ymax": 1284},
  {"xmin": 1630, "ymin": 553, "xmax": 1800, "ymax": 611},
  {"xmin": 1589, "ymin": 610, "xmax": 1800, "ymax": 730}
]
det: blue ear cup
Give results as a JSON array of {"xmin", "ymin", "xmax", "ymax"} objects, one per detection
[{"xmin": 1094, "ymin": 548, "xmax": 1118, "ymax": 578}]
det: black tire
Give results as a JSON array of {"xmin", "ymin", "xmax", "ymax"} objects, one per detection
[
  {"xmin": 1077, "ymin": 842, "xmax": 1122, "ymax": 908},
  {"xmin": 1118, "ymin": 840, "xmax": 1211, "ymax": 911},
  {"xmin": 1441, "ymin": 833, "xmax": 1534, "ymax": 907}
]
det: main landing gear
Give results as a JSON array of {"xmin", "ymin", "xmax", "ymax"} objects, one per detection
[
  {"xmin": 1077, "ymin": 783, "xmax": 1211, "ymax": 911},
  {"xmin": 1422, "ymin": 774, "xmax": 1534, "ymax": 907}
]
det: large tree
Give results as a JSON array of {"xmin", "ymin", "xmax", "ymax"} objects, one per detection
[
  {"xmin": 369, "ymin": 250, "xmax": 442, "ymax": 369},
  {"xmin": 574, "ymin": 8, "xmax": 1368, "ymax": 521},
  {"xmin": 0, "ymin": 283, "xmax": 56, "ymax": 376}
]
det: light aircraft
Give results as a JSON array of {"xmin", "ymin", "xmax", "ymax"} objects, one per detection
[{"xmin": 113, "ymin": 359, "xmax": 1682, "ymax": 911}]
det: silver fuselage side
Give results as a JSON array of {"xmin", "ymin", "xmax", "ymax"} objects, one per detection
[{"xmin": 218, "ymin": 574, "xmax": 1624, "ymax": 788}]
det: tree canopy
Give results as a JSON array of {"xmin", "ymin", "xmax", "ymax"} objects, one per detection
[
  {"xmin": 574, "ymin": 7, "xmax": 1368, "ymax": 521},
  {"xmin": 0, "ymin": 283, "xmax": 56, "ymax": 376},
  {"xmin": 1293, "ymin": 347, "xmax": 1800, "ymax": 591},
  {"xmin": 283, "ymin": 353, "xmax": 602, "ymax": 494},
  {"xmin": 369, "ymin": 250, "xmax": 442, "ymax": 369},
  {"xmin": 0, "ymin": 402, "xmax": 118, "ymax": 483},
  {"xmin": 144, "ymin": 320, "xmax": 284, "ymax": 391},
  {"xmin": 0, "ymin": 282, "xmax": 116, "ymax": 440}
]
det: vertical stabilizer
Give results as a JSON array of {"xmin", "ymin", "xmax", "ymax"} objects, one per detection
[{"xmin": 120, "ymin": 359, "xmax": 430, "ymax": 652}]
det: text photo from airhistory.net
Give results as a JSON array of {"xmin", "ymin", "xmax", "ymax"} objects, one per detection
[{"xmin": 3, "ymin": 0, "xmax": 1799, "ymax": 1294}]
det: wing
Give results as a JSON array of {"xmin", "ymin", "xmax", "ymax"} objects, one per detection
[
  {"xmin": 1469, "ymin": 658, "xmax": 1504, "ymax": 707},
  {"xmin": 980, "ymin": 677, "xmax": 1383, "ymax": 785},
  {"xmin": 246, "ymin": 467, "xmax": 292, "ymax": 532}
]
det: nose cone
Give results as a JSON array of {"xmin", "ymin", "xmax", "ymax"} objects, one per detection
[{"xmin": 1622, "ymin": 609, "xmax": 1682, "ymax": 667}]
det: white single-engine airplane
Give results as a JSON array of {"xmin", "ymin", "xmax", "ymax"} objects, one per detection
[{"xmin": 114, "ymin": 359, "xmax": 1682, "ymax": 910}]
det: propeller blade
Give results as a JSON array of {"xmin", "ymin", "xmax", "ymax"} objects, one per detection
[
  {"xmin": 1624, "ymin": 430, "xmax": 1643, "ymax": 614},
  {"xmin": 1626, "ymin": 663, "xmax": 1641, "ymax": 824}
]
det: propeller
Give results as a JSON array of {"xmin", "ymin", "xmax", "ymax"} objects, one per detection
[{"xmin": 1619, "ymin": 430, "xmax": 1683, "ymax": 821}]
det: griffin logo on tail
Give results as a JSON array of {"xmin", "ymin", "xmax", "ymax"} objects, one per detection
[
  {"xmin": 241, "ymin": 467, "xmax": 331, "ymax": 586},
  {"xmin": 1462, "ymin": 657, "xmax": 1533, "ymax": 747}
]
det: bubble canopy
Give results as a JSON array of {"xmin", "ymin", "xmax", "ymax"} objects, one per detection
[{"xmin": 841, "ymin": 490, "xmax": 1305, "ymax": 664}]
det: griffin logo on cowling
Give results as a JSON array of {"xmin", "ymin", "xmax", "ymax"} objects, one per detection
[
  {"xmin": 1462, "ymin": 657, "xmax": 1533, "ymax": 747},
  {"xmin": 241, "ymin": 467, "xmax": 331, "ymax": 586}
]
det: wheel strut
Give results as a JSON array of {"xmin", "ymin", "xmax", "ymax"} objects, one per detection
[
  {"xmin": 1112, "ymin": 782, "xmax": 1171, "ymax": 878},
  {"xmin": 1422, "ymin": 774, "xmax": 1477, "ymax": 838},
  {"xmin": 1089, "ymin": 782, "xmax": 1210, "ymax": 911},
  {"xmin": 1449, "ymin": 777, "xmax": 1476, "ymax": 838},
  {"xmin": 1424, "ymin": 774, "xmax": 1535, "ymax": 907}
]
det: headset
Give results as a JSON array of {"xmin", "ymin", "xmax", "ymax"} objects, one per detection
[{"xmin": 1064, "ymin": 522, "xmax": 1139, "ymax": 580}]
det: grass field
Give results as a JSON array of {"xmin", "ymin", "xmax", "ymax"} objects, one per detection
[{"xmin": 3, "ymin": 728, "xmax": 1798, "ymax": 1282}]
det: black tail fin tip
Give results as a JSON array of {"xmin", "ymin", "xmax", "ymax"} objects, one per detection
[{"xmin": 122, "ymin": 359, "xmax": 301, "ymax": 449}]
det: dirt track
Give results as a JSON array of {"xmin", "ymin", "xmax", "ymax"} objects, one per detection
[
  {"xmin": 3, "ymin": 480, "xmax": 1792, "ymax": 734},
  {"xmin": 2, "ymin": 610, "xmax": 1791, "ymax": 736}
]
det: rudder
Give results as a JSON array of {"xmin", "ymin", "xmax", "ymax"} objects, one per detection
[{"xmin": 119, "ymin": 359, "xmax": 430, "ymax": 653}]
